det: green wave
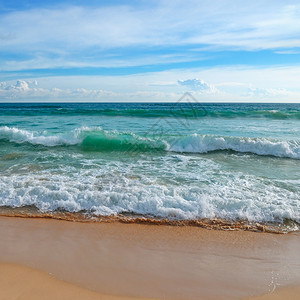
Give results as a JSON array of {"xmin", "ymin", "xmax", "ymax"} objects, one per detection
[{"xmin": 80, "ymin": 131, "xmax": 167, "ymax": 152}]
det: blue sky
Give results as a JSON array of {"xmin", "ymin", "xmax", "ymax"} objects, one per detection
[{"xmin": 0, "ymin": 0, "xmax": 300, "ymax": 102}]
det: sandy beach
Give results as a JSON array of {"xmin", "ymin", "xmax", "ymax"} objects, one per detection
[
  {"xmin": 1, "ymin": 1, "xmax": 300, "ymax": 299},
  {"xmin": 0, "ymin": 262, "xmax": 141, "ymax": 300},
  {"xmin": 1, "ymin": 263, "xmax": 300, "ymax": 300},
  {"xmin": 0, "ymin": 216, "xmax": 299, "ymax": 300}
]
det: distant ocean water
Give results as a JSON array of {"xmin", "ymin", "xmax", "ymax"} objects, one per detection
[{"xmin": 0, "ymin": 102, "xmax": 299, "ymax": 231}]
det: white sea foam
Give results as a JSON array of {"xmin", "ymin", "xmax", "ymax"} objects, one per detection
[
  {"xmin": 0, "ymin": 126, "xmax": 79, "ymax": 146},
  {"xmin": 0, "ymin": 157, "xmax": 299, "ymax": 226}
]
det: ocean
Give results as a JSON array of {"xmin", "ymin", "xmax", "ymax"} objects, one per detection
[{"xmin": 0, "ymin": 101, "xmax": 299, "ymax": 232}]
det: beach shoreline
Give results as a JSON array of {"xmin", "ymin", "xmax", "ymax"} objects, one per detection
[
  {"xmin": 0, "ymin": 207, "xmax": 294, "ymax": 234},
  {"xmin": 0, "ymin": 216, "xmax": 299, "ymax": 300}
]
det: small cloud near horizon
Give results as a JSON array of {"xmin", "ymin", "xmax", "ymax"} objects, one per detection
[{"xmin": 178, "ymin": 78, "xmax": 218, "ymax": 94}]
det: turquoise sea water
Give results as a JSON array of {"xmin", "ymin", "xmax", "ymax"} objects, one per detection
[{"xmin": 0, "ymin": 102, "xmax": 299, "ymax": 230}]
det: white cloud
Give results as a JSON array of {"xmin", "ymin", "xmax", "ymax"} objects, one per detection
[
  {"xmin": 178, "ymin": 78, "xmax": 218, "ymax": 93},
  {"xmin": 0, "ymin": 80, "xmax": 113, "ymax": 100},
  {"xmin": 0, "ymin": 1, "xmax": 300, "ymax": 70},
  {"xmin": 0, "ymin": 80, "xmax": 39, "ymax": 94},
  {"xmin": 0, "ymin": 79, "xmax": 220, "ymax": 102},
  {"xmin": 2, "ymin": 64, "xmax": 300, "ymax": 102},
  {"xmin": 275, "ymin": 50, "xmax": 300, "ymax": 54},
  {"xmin": 0, "ymin": 80, "xmax": 180, "ymax": 102},
  {"xmin": 0, "ymin": 52, "xmax": 201, "ymax": 72},
  {"xmin": 246, "ymin": 87, "xmax": 294, "ymax": 98}
]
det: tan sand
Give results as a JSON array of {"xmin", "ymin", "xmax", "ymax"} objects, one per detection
[
  {"xmin": 0, "ymin": 262, "xmax": 147, "ymax": 300},
  {"xmin": 244, "ymin": 286, "xmax": 300, "ymax": 300},
  {"xmin": 0, "ymin": 216, "xmax": 299, "ymax": 300},
  {"xmin": 1, "ymin": 262, "xmax": 299, "ymax": 300},
  {"xmin": 1, "ymin": 263, "xmax": 299, "ymax": 300}
]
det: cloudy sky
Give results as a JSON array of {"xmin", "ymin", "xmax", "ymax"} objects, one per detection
[{"xmin": 0, "ymin": 0, "xmax": 300, "ymax": 102}]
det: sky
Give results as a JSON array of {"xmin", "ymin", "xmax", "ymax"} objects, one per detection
[{"xmin": 0, "ymin": 0, "xmax": 300, "ymax": 102}]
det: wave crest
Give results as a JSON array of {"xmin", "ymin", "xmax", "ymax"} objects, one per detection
[
  {"xmin": 0, "ymin": 126, "xmax": 299, "ymax": 159},
  {"xmin": 170, "ymin": 134, "xmax": 300, "ymax": 159},
  {"xmin": 0, "ymin": 126, "xmax": 167, "ymax": 152},
  {"xmin": 0, "ymin": 126, "xmax": 79, "ymax": 146}
]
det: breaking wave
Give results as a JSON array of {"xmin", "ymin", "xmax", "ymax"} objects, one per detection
[
  {"xmin": 0, "ymin": 126, "xmax": 299, "ymax": 159},
  {"xmin": 170, "ymin": 134, "xmax": 300, "ymax": 159}
]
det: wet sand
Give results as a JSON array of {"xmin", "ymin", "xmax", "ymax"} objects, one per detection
[
  {"xmin": 0, "ymin": 262, "xmax": 144, "ymax": 300},
  {"xmin": 0, "ymin": 216, "xmax": 299, "ymax": 299},
  {"xmin": 244, "ymin": 286, "xmax": 300, "ymax": 300},
  {"xmin": 1, "ymin": 263, "xmax": 299, "ymax": 300}
]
